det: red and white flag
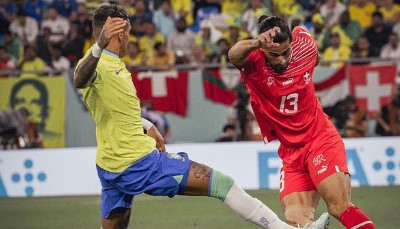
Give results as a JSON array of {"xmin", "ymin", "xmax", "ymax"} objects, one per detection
[
  {"xmin": 349, "ymin": 64, "xmax": 396, "ymax": 117},
  {"xmin": 314, "ymin": 66, "xmax": 349, "ymax": 107},
  {"xmin": 132, "ymin": 70, "xmax": 188, "ymax": 116},
  {"xmin": 314, "ymin": 64, "xmax": 397, "ymax": 117}
]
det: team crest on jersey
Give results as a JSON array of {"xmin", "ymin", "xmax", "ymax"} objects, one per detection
[
  {"xmin": 303, "ymin": 71, "xmax": 311, "ymax": 84},
  {"xmin": 267, "ymin": 77, "xmax": 275, "ymax": 86}
]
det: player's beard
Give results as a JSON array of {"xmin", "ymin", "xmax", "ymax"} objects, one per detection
[{"xmin": 269, "ymin": 61, "xmax": 288, "ymax": 73}]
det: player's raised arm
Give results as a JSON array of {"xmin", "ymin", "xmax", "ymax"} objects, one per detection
[
  {"xmin": 228, "ymin": 26, "xmax": 281, "ymax": 68},
  {"xmin": 73, "ymin": 17, "xmax": 127, "ymax": 88}
]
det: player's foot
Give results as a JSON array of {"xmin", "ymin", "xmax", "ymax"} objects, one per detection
[{"xmin": 302, "ymin": 212, "xmax": 330, "ymax": 229}]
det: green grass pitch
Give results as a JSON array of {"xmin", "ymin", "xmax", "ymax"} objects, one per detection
[{"xmin": 0, "ymin": 186, "xmax": 399, "ymax": 228}]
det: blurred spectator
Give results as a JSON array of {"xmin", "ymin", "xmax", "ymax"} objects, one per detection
[
  {"xmin": 23, "ymin": 0, "xmax": 48, "ymax": 22},
  {"xmin": 17, "ymin": 44, "xmax": 47, "ymax": 78},
  {"xmin": 392, "ymin": 11, "xmax": 400, "ymax": 38},
  {"xmin": 0, "ymin": 108, "xmax": 30, "ymax": 149},
  {"xmin": 322, "ymin": 32, "xmax": 352, "ymax": 67},
  {"xmin": 195, "ymin": 19, "xmax": 221, "ymax": 61},
  {"xmin": 212, "ymin": 38, "xmax": 231, "ymax": 65},
  {"xmin": 188, "ymin": 44, "xmax": 207, "ymax": 68},
  {"xmin": 320, "ymin": 0, "xmax": 346, "ymax": 29},
  {"xmin": 0, "ymin": 45, "xmax": 16, "ymax": 73},
  {"xmin": 49, "ymin": 44, "xmax": 70, "ymax": 74},
  {"xmin": 141, "ymin": 100, "xmax": 172, "ymax": 143},
  {"xmin": 365, "ymin": 11, "xmax": 392, "ymax": 55},
  {"xmin": 40, "ymin": 6, "xmax": 70, "ymax": 45},
  {"xmin": 51, "ymin": 0, "xmax": 77, "ymax": 18},
  {"xmin": 171, "ymin": 0, "xmax": 193, "ymax": 26},
  {"xmin": 221, "ymin": 0, "xmax": 245, "ymax": 16},
  {"xmin": 82, "ymin": 35, "xmax": 95, "ymax": 54},
  {"xmin": 352, "ymin": 35, "xmax": 380, "ymax": 59},
  {"xmin": 122, "ymin": 42, "xmax": 145, "ymax": 71},
  {"xmin": 380, "ymin": 32, "xmax": 400, "ymax": 74},
  {"xmin": 146, "ymin": 42, "xmax": 175, "ymax": 70},
  {"xmin": 375, "ymin": 93, "xmax": 400, "ymax": 136},
  {"xmin": 138, "ymin": 21, "xmax": 165, "ymax": 58},
  {"xmin": 379, "ymin": 0, "xmax": 400, "ymax": 25},
  {"xmin": 287, "ymin": 15, "xmax": 304, "ymax": 31},
  {"xmin": 63, "ymin": 24, "xmax": 84, "ymax": 65},
  {"xmin": 343, "ymin": 105, "xmax": 369, "ymax": 138},
  {"xmin": 118, "ymin": 0, "xmax": 135, "ymax": 16},
  {"xmin": 222, "ymin": 19, "xmax": 250, "ymax": 47},
  {"xmin": 0, "ymin": 30, "xmax": 23, "ymax": 60},
  {"xmin": 215, "ymin": 124, "xmax": 237, "ymax": 142},
  {"xmin": 273, "ymin": 0, "xmax": 304, "ymax": 18},
  {"xmin": 129, "ymin": 0, "xmax": 152, "ymax": 38},
  {"xmin": 36, "ymin": 27, "xmax": 52, "ymax": 64},
  {"xmin": 348, "ymin": 0, "xmax": 377, "ymax": 29},
  {"xmin": 310, "ymin": 13, "xmax": 329, "ymax": 52},
  {"xmin": 0, "ymin": 0, "xmax": 17, "ymax": 34},
  {"xmin": 131, "ymin": 0, "xmax": 152, "ymax": 23},
  {"xmin": 153, "ymin": 0, "xmax": 176, "ymax": 37},
  {"xmin": 191, "ymin": 0, "xmax": 221, "ymax": 33},
  {"xmin": 380, "ymin": 32, "xmax": 400, "ymax": 58},
  {"xmin": 328, "ymin": 95, "xmax": 368, "ymax": 138},
  {"xmin": 9, "ymin": 9, "xmax": 39, "ymax": 45},
  {"xmin": 241, "ymin": 0, "xmax": 272, "ymax": 38},
  {"xmin": 70, "ymin": 2, "xmax": 92, "ymax": 40},
  {"xmin": 329, "ymin": 10, "xmax": 362, "ymax": 49},
  {"xmin": 167, "ymin": 18, "xmax": 195, "ymax": 64}
]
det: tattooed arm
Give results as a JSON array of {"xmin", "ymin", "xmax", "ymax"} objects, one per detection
[{"xmin": 73, "ymin": 17, "xmax": 128, "ymax": 88}]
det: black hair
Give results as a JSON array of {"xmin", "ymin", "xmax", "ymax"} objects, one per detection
[
  {"xmin": 93, "ymin": 3, "xmax": 129, "ymax": 29},
  {"xmin": 258, "ymin": 15, "xmax": 292, "ymax": 43}
]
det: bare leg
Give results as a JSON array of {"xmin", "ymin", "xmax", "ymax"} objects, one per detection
[
  {"xmin": 101, "ymin": 208, "xmax": 131, "ymax": 229},
  {"xmin": 181, "ymin": 161, "xmax": 328, "ymax": 229},
  {"xmin": 280, "ymin": 190, "xmax": 320, "ymax": 226}
]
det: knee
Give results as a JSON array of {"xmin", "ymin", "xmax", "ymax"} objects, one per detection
[
  {"xmin": 209, "ymin": 169, "xmax": 234, "ymax": 201},
  {"xmin": 326, "ymin": 200, "xmax": 352, "ymax": 218}
]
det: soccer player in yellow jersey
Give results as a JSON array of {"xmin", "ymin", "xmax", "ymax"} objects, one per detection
[{"xmin": 73, "ymin": 4, "xmax": 329, "ymax": 229}]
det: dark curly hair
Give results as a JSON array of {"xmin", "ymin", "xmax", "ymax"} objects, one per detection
[
  {"xmin": 93, "ymin": 3, "xmax": 128, "ymax": 30},
  {"xmin": 258, "ymin": 15, "xmax": 292, "ymax": 43}
]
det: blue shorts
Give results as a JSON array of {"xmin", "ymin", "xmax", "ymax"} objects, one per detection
[{"xmin": 96, "ymin": 150, "xmax": 191, "ymax": 218}]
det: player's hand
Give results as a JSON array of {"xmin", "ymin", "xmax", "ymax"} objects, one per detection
[
  {"xmin": 256, "ymin": 26, "xmax": 281, "ymax": 49},
  {"xmin": 97, "ymin": 17, "xmax": 127, "ymax": 49},
  {"xmin": 147, "ymin": 126, "xmax": 166, "ymax": 152}
]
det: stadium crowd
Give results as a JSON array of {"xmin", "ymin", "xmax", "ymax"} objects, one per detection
[{"xmin": 0, "ymin": 0, "xmax": 400, "ymax": 148}]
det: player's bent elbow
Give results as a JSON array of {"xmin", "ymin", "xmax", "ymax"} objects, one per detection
[
  {"xmin": 73, "ymin": 75, "xmax": 86, "ymax": 89},
  {"xmin": 228, "ymin": 50, "xmax": 245, "ymax": 68}
]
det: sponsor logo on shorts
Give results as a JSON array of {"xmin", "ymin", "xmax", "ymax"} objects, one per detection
[
  {"xmin": 167, "ymin": 153, "xmax": 185, "ymax": 162},
  {"xmin": 313, "ymin": 154, "xmax": 326, "ymax": 166},
  {"xmin": 317, "ymin": 165, "xmax": 328, "ymax": 175}
]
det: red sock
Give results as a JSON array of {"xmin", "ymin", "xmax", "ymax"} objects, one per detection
[{"xmin": 340, "ymin": 206, "xmax": 375, "ymax": 229}]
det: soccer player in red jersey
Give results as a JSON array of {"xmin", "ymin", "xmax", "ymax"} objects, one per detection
[{"xmin": 228, "ymin": 15, "xmax": 375, "ymax": 229}]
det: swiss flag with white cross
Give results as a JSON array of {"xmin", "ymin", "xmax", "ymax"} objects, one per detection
[
  {"xmin": 349, "ymin": 64, "xmax": 396, "ymax": 117},
  {"xmin": 131, "ymin": 70, "xmax": 188, "ymax": 116}
]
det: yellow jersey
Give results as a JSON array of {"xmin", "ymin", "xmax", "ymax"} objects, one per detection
[{"xmin": 76, "ymin": 49, "xmax": 156, "ymax": 172}]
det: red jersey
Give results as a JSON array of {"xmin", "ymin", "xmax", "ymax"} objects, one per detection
[{"xmin": 239, "ymin": 27, "xmax": 337, "ymax": 147}]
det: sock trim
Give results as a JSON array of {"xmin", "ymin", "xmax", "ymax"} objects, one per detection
[{"xmin": 351, "ymin": 221, "xmax": 374, "ymax": 229}]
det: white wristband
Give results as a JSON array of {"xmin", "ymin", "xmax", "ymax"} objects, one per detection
[
  {"xmin": 142, "ymin": 118, "xmax": 153, "ymax": 131},
  {"xmin": 91, "ymin": 43, "xmax": 102, "ymax": 58}
]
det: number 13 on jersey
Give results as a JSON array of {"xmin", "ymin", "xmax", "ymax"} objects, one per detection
[{"xmin": 279, "ymin": 93, "xmax": 298, "ymax": 113}]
